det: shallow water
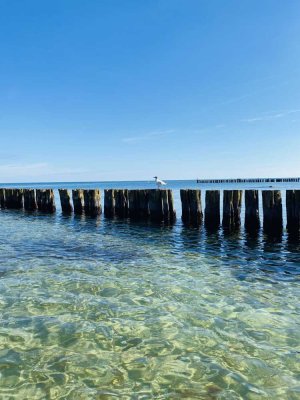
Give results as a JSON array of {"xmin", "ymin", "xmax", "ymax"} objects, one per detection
[{"xmin": 0, "ymin": 181, "xmax": 300, "ymax": 399}]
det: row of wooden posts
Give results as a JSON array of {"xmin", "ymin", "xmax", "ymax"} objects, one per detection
[
  {"xmin": 0, "ymin": 188, "xmax": 175, "ymax": 221},
  {"xmin": 0, "ymin": 188, "xmax": 299, "ymax": 232},
  {"xmin": 181, "ymin": 189, "xmax": 300, "ymax": 233},
  {"xmin": 0, "ymin": 188, "xmax": 102, "ymax": 216}
]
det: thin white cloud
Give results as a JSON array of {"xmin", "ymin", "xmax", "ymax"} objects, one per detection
[
  {"xmin": 122, "ymin": 129, "xmax": 174, "ymax": 143},
  {"xmin": 241, "ymin": 109, "xmax": 300, "ymax": 123},
  {"xmin": 0, "ymin": 162, "xmax": 48, "ymax": 172},
  {"xmin": 0, "ymin": 162, "xmax": 90, "ymax": 182}
]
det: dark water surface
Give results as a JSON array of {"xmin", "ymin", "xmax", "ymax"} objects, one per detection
[{"xmin": 0, "ymin": 181, "xmax": 299, "ymax": 399}]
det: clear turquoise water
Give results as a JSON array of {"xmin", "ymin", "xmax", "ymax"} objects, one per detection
[{"xmin": 0, "ymin": 181, "xmax": 299, "ymax": 399}]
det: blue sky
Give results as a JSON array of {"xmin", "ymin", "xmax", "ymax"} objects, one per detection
[{"xmin": 0, "ymin": 0, "xmax": 300, "ymax": 182}]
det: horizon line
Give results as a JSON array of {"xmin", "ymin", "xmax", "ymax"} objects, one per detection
[{"xmin": 1, "ymin": 176, "xmax": 300, "ymax": 185}]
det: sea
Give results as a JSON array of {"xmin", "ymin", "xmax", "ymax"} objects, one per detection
[{"xmin": 0, "ymin": 180, "xmax": 299, "ymax": 399}]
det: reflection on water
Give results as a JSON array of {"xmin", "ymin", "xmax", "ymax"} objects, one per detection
[{"xmin": 0, "ymin": 208, "xmax": 299, "ymax": 399}]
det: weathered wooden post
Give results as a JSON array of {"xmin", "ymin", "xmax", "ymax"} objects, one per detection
[
  {"xmin": 161, "ymin": 189, "xmax": 169, "ymax": 218},
  {"xmin": 128, "ymin": 189, "xmax": 150, "ymax": 219},
  {"xmin": 4, "ymin": 189, "xmax": 12, "ymax": 208},
  {"xmin": 104, "ymin": 189, "xmax": 115, "ymax": 217},
  {"xmin": 128, "ymin": 190, "xmax": 139, "ymax": 219},
  {"xmin": 5, "ymin": 189, "xmax": 23, "ymax": 209},
  {"xmin": 138, "ymin": 190, "xmax": 150, "ymax": 218},
  {"xmin": 180, "ymin": 189, "xmax": 190, "ymax": 223},
  {"xmin": 148, "ymin": 189, "xmax": 164, "ymax": 221},
  {"xmin": 189, "ymin": 189, "xmax": 202, "ymax": 225},
  {"xmin": 59, "ymin": 189, "xmax": 73, "ymax": 214},
  {"xmin": 0, "ymin": 188, "xmax": 5, "ymax": 208},
  {"xmin": 180, "ymin": 189, "xmax": 202, "ymax": 225},
  {"xmin": 286, "ymin": 190, "xmax": 300, "ymax": 233},
  {"xmin": 115, "ymin": 189, "xmax": 129, "ymax": 217},
  {"xmin": 36, "ymin": 189, "xmax": 56, "ymax": 213},
  {"xmin": 72, "ymin": 189, "xmax": 85, "ymax": 214},
  {"xmin": 222, "ymin": 190, "xmax": 242, "ymax": 229},
  {"xmin": 205, "ymin": 190, "xmax": 220, "ymax": 228},
  {"xmin": 167, "ymin": 189, "xmax": 176, "ymax": 221},
  {"xmin": 147, "ymin": 189, "xmax": 175, "ymax": 222},
  {"xmin": 83, "ymin": 189, "xmax": 101, "ymax": 216},
  {"xmin": 233, "ymin": 190, "xmax": 242, "ymax": 226},
  {"xmin": 24, "ymin": 189, "xmax": 37, "ymax": 211},
  {"xmin": 262, "ymin": 190, "xmax": 282, "ymax": 233},
  {"xmin": 245, "ymin": 190, "xmax": 260, "ymax": 230},
  {"xmin": 222, "ymin": 190, "xmax": 232, "ymax": 228}
]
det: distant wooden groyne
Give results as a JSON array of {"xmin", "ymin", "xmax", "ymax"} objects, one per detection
[
  {"xmin": 0, "ymin": 188, "xmax": 300, "ymax": 235},
  {"xmin": 196, "ymin": 177, "xmax": 300, "ymax": 183}
]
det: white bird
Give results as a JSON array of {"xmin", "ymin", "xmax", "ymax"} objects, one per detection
[{"xmin": 153, "ymin": 176, "xmax": 167, "ymax": 189}]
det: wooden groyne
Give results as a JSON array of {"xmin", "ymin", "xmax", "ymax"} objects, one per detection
[
  {"xmin": 0, "ymin": 187, "xmax": 300, "ymax": 235},
  {"xmin": 59, "ymin": 189, "xmax": 73, "ymax": 214},
  {"xmin": 84, "ymin": 189, "xmax": 102, "ymax": 216},
  {"xmin": 149, "ymin": 189, "xmax": 175, "ymax": 221},
  {"xmin": 128, "ymin": 189, "xmax": 148, "ymax": 219},
  {"xmin": 197, "ymin": 177, "xmax": 300, "ymax": 183},
  {"xmin": 286, "ymin": 190, "xmax": 300, "ymax": 233},
  {"xmin": 180, "ymin": 189, "xmax": 203, "ymax": 225},
  {"xmin": 104, "ymin": 189, "xmax": 115, "ymax": 217},
  {"xmin": 222, "ymin": 190, "xmax": 242, "ymax": 229},
  {"xmin": 180, "ymin": 189, "xmax": 299, "ymax": 234},
  {"xmin": 24, "ymin": 189, "xmax": 37, "ymax": 211},
  {"xmin": 204, "ymin": 190, "xmax": 220, "ymax": 229},
  {"xmin": 105, "ymin": 189, "xmax": 175, "ymax": 221},
  {"xmin": 245, "ymin": 190, "xmax": 260, "ymax": 230},
  {"xmin": 36, "ymin": 189, "xmax": 56, "ymax": 213},
  {"xmin": 72, "ymin": 189, "xmax": 85, "ymax": 214},
  {"xmin": 0, "ymin": 188, "xmax": 5, "ymax": 208},
  {"xmin": 262, "ymin": 190, "xmax": 283, "ymax": 234},
  {"xmin": 5, "ymin": 189, "xmax": 24, "ymax": 209},
  {"xmin": 104, "ymin": 189, "xmax": 129, "ymax": 217},
  {"xmin": 115, "ymin": 189, "xmax": 129, "ymax": 217}
]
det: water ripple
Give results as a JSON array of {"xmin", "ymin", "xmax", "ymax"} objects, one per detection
[{"xmin": 0, "ymin": 211, "xmax": 299, "ymax": 399}]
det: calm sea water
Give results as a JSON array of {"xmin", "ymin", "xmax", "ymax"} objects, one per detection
[{"xmin": 0, "ymin": 180, "xmax": 299, "ymax": 399}]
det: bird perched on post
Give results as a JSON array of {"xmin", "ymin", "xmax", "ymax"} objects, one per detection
[{"xmin": 153, "ymin": 176, "xmax": 166, "ymax": 189}]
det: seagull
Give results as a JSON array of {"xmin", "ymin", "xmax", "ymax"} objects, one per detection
[{"xmin": 153, "ymin": 176, "xmax": 167, "ymax": 189}]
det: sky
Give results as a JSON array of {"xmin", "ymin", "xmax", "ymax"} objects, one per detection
[{"xmin": 0, "ymin": 0, "xmax": 300, "ymax": 182}]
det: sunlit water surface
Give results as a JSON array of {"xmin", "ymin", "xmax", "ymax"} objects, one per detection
[{"xmin": 0, "ymin": 181, "xmax": 299, "ymax": 399}]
